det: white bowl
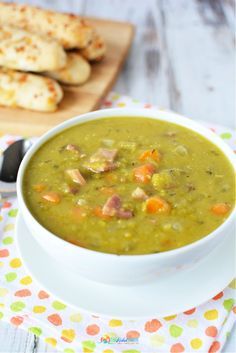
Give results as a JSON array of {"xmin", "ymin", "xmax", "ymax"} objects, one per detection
[{"xmin": 17, "ymin": 108, "xmax": 236, "ymax": 286}]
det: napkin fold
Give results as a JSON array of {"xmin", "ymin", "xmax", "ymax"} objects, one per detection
[{"xmin": 0, "ymin": 93, "xmax": 235, "ymax": 353}]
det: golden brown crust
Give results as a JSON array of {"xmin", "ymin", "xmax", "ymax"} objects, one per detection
[
  {"xmin": 0, "ymin": 25, "xmax": 67, "ymax": 72},
  {"xmin": 44, "ymin": 52, "xmax": 91, "ymax": 85},
  {"xmin": 0, "ymin": 2, "xmax": 94, "ymax": 49},
  {"xmin": 80, "ymin": 33, "xmax": 106, "ymax": 61},
  {"xmin": 0, "ymin": 68, "xmax": 63, "ymax": 112}
]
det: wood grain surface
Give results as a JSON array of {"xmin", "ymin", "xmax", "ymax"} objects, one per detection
[{"xmin": 0, "ymin": 0, "xmax": 235, "ymax": 352}]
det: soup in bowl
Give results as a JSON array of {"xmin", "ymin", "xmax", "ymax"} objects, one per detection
[{"xmin": 17, "ymin": 108, "xmax": 235, "ymax": 285}]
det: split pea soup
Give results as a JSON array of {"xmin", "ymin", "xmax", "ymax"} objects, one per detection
[{"xmin": 23, "ymin": 117, "xmax": 235, "ymax": 255}]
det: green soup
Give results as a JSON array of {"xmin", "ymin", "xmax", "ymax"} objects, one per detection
[{"xmin": 23, "ymin": 117, "xmax": 235, "ymax": 255}]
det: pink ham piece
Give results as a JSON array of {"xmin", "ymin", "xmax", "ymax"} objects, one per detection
[
  {"xmin": 102, "ymin": 194, "xmax": 121, "ymax": 216},
  {"xmin": 90, "ymin": 148, "xmax": 117, "ymax": 163},
  {"xmin": 65, "ymin": 144, "xmax": 80, "ymax": 152},
  {"xmin": 83, "ymin": 161, "xmax": 116, "ymax": 173},
  {"xmin": 102, "ymin": 194, "xmax": 133, "ymax": 219},
  {"xmin": 117, "ymin": 209, "xmax": 133, "ymax": 219},
  {"xmin": 65, "ymin": 169, "xmax": 86, "ymax": 185},
  {"xmin": 65, "ymin": 144, "xmax": 86, "ymax": 158},
  {"xmin": 84, "ymin": 148, "xmax": 118, "ymax": 173}
]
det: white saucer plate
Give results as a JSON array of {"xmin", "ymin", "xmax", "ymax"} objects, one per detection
[{"xmin": 16, "ymin": 214, "xmax": 235, "ymax": 319}]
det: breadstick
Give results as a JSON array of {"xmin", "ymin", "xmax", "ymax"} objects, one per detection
[
  {"xmin": 80, "ymin": 33, "xmax": 106, "ymax": 61},
  {"xmin": 0, "ymin": 2, "xmax": 93, "ymax": 49},
  {"xmin": 0, "ymin": 25, "xmax": 67, "ymax": 72},
  {"xmin": 45, "ymin": 52, "xmax": 91, "ymax": 85},
  {"xmin": 0, "ymin": 68, "xmax": 63, "ymax": 112}
]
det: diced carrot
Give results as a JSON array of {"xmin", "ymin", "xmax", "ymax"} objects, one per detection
[
  {"xmin": 33, "ymin": 184, "xmax": 46, "ymax": 192},
  {"xmin": 72, "ymin": 206, "xmax": 87, "ymax": 220},
  {"xmin": 133, "ymin": 163, "xmax": 155, "ymax": 183},
  {"xmin": 211, "ymin": 203, "xmax": 231, "ymax": 216},
  {"xmin": 100, "ymin": 187, "xmax": 116, "ymax": 195},
  {"xmin": 104, "ymin": 173, "xmax": 118, "ymax": 182},
  {"xmin": 42, "ymin": 192, "xmax": 60, "ymax": 204},
  {"xmin": 93, "ymin": 206, "xmax": 111, "ymax": 220},
  {"xmin": 139, "ymin": 149, "xmax": 160, "ymax": 162},
  {"xmin": 145, "ymin": 196, "xmax": 171, "ymax": 214}
]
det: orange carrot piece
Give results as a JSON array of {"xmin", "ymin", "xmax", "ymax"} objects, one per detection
[
  {"xmin": 72, "ymin": 206, "xmax": 87, "ymax": 220},
  {"xmin": 104, "ymin": 173, "xmax": 118, "ymax": 182},
  {"xmin": 139, "ymin": 149, "xmax": 160, "ymax": 162},
  {"xmin": 133, "ymin": 163, "xmax": 155, "ymax": 183},
  {"xmin": 93, "ymin": 206, "xmax": 111, "ymax": 220},
  {"xmin": 145, "ymin": 196, "xmax": 171, "ymax": 214},
  {"xmin": 42, "ymin": 192, "xmax": 60, "ymax": 204},
  {"xmin": 100, "ymin": 187, "xmax": 116, "ymax": 195},
  {"xmin": 33, "ymin": 184, "xmax": 46, "ymax": 192},
  {"xmin": 211, "ymin": 203, "xmax": 231, "ymax": 216}
]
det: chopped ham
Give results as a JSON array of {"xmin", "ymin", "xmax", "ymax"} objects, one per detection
[
  {"xmin": 64, "ymin": 185, "xmax": 79, "ymax": 195},
  {"xmin": 83, "ymin": 148, "xmax": 118, "ymax": 173},
  {"xmin": 83, "ymin": 160, "xmax": 116, "ymax": 173},
  {"xmin": 90, "ymin": 148, "xmax": 117, "ymax": 163},
  {"xmin": 132, "ymin": 187, "xmax": 148, "ymax": 200},
  {"xmin": 117, "ymin": 209, "xmax": 133, "ymax": 219},
  {"xmin": 65, "ymin": 169, "xmax": 86, "ymax": 185},
  {"xmin": 83, "ymin": 148, "xmax": 117, "ymax": 173},
  {"xmin": 65, "ymin": 144, "xmax": 80, "ymax": 152},
  {"xmin": 102, "ymin": 194, "xmax": 121, "ymax": 216},
  {"xmin": 65, "ymin": 144, "xmax": 86, "ymax": 158},
  {"xmin": 102, "ymin": 194, "xmax": 133, "ymax": 219}
]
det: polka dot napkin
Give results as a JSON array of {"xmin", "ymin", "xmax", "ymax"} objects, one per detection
[{"xmin": 0, "ymin": 93, "xmax": 235, "ymax": 353}]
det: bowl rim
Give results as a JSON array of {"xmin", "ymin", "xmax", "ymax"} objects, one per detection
[{"xmin": 17, "ymin": 107, "xmax": 236, "ymax": 261}]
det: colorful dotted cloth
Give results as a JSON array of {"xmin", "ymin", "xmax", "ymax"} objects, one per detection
[{"xmin": 0, "ymin": 93, "xmax": 235, "ymax": 353}]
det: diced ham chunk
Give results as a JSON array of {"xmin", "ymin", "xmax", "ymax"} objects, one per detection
[
  {"xmin": 132, "ymin": 187, "xmax": 148, "ymax": 200},
  {"xmin": 65, "ymin": 169, "xmax": 86, "ymax": 185},
  {"xmin": 117, "ymin": 209, "xmax": 133, "ymax": 219},
  {"xmin": 65, "ymin": 144, "xmax": 86, "ymax": 158},
  {"xmin": 102, "ymin": 194, "xmax": 121, "ymax": 216},
  {"xmin": 102, "ymin": 194, "xmax": 133, "ymax": 219},
  {"xmin": 83, "ymin": 161, "xmax": 116, "ymax": 173},
  {"xmin": 84, "ymin": 148, "xmax": 118, "ymax": 173},
  {"xmin": 65, "ymin": 144, "xmax": 80, "ymax": 152},
  {"xmin": 90, "ymin": 148, "xmax": 117, "ymax": 163},
  {"xmin": 64, "ymin": 185, "xmax": 79, "ymax": 195}
]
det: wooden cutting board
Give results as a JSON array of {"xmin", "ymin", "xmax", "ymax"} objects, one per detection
[{"xmin": 0, "ymin": 17, "xmax": 134, "ymax": 136}]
